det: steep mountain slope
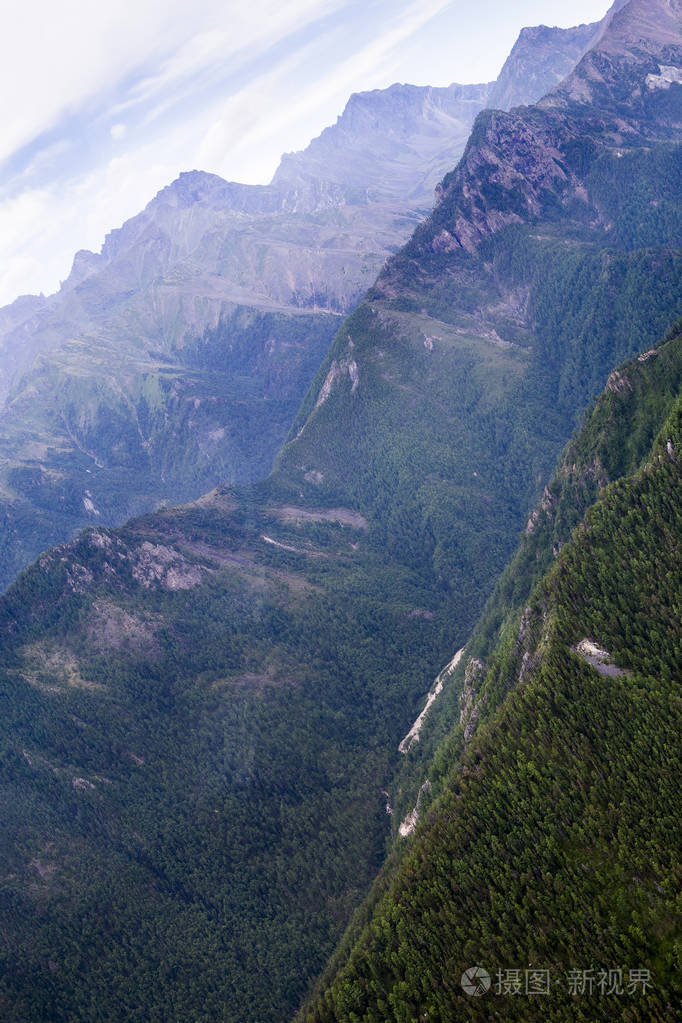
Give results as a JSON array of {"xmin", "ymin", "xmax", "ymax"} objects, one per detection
[
  {"xmin": 468, "ymin": 316, "xmax": 682, "ymax": 669},
  {"xmin": 299, "ymin": 328, "xmax": 682, "ymax": 1023},
  {"xmin": 272, "ymin": 0, "xmax": 682, "ymax": 642},
  {"xmin": 375, "ymin": 316, "xmax": 682, "ymax": 824},
  {"xmin": 1, "ymin": 16, "xmax": 602, "ymax": 401},
  {"xmin": 0, "ymin": 2, "xmax": 680, "ymax": 1021},
  {"xmin": 0, "ymin": 19, "xmax": 606, "ymax": 594}
]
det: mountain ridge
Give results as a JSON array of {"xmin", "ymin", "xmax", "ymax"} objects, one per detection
[
  {"xmin": 487, "ymin": 20, "xmax": 599, "ymax": 110},
  {"xmin": 0, "ymin": 17, "xmax": 605, "ymax": 594}
]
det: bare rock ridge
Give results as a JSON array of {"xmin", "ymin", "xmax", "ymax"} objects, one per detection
[
  {"xmin": 543, "ymin": 0, "xmax": 682, "ymax": 129},
  {"xmin": 391, "ymin": 0, "xmax": 682, "ymax": 270},
  {"xmin": 487, "ymin": 20, "xmax": 600, "ymax": 110}
]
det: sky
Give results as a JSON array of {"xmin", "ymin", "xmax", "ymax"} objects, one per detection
[{"xmin": 0, "ymin": 0, "xmax": 612, "ymax": 307}]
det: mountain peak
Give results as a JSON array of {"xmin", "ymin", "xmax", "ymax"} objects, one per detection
[
  {"xmin": 488, "ymin": 20, "xmax": 599, "ymax": 109},
  {"xmin": 151, "ymin": 169, "xmax": 232, "ymax": 208},
  {"xmin": 62, "ymin": 248, "xmax": 105, "ymax": 290},
  {"xmin": 542, "ymin": 0, "xmax": 682, "ymax": 124},
  {"xmin": 600, "ymin": 0, "xmax": 682, "ymax": 52}
]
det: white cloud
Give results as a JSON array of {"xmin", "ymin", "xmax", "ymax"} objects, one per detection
[
  {"xmin": 124, "ymin": 30, "xmax": 231, "ymax": 110},
  {"xmin": 0, "ymin": 0, "xmax": 613, "ymax": 304},
  {"xmin": 0, "ymin": 188, "xmax": 55, "ymax": 302},
  {"xmin": 19, "ymin": 140, "xmax": 73, "ymax": 182},
  {"xmin": 0, "ymin": 144, "xmax": 180, "ymax": 305},
  {"xmin": 0, "ymin": 255, "xmax": 46, "ymax": 306},
  {"xmin": 197, "ymin": 0, "xmax": 454, "ymax": 182},
  {"xmin": 0, "ymin": 1, "xmax": 346, "ymax": 164}
]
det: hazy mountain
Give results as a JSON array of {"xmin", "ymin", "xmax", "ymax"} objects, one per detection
[
  {"xmin": 487, "ymin": 20, "xmax": 599, "ymax": 109},
  {"xmin": 272, "ymin": 82, "xmax": 493, "ymax": 204},
  {"xmin": 0, "ymin": 17, "xmax": 607, "ymax": 593}
]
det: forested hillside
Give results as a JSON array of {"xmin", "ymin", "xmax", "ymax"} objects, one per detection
[{"xmin": 299, "ymin": 331, "xmax": 682, "ymax": 1023}]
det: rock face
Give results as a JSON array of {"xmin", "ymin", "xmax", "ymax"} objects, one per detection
[
  {"xmin": 488, "ymin": 21, "xmax": 599, "ymax": 110},
  {"xmin": 543, "ymin": 0, "xmax": 682, "ymax": 135},
  {"xmin": 274, "ymin": 18, "xmax": 614, "ymax": 204}
]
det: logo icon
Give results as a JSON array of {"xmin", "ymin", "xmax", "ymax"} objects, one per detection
[{"xmin": 461, "ymin": 966, "xmax": 491, "ymax": 996}]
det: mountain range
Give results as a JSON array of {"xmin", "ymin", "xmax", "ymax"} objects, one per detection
[
  {"xmin": 0, "ymin": 16, "xmax": 601, "ymax": 594},
  {"xmin": 0, "ymin": 2, "xmax": 680, "ymax": 1021}
]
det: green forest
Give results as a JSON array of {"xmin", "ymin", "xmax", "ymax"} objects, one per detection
[{"xmin": 300, "ymin": 335, "xmax": 682, "ymax": 1023}]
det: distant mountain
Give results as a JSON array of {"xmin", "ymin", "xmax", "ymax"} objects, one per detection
[
  {"xmin": 487, "ymin": 20, "xmax": 598, "ymax": 109},
  {"xmin": 273, "ymin": 82, "xmax": 492, "ymax": 203},
  {"xmin": 0, "ymin": 3, "xmax": 680, "ymax": 1021},
  {"xmin": 0, "ymin": 17, "xmax": 605, "ymax": 593}
]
